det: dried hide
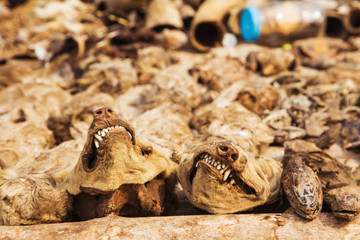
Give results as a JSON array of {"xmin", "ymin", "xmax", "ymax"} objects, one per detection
[
  {"xmin": 62, "ymin": 107, "xmax": 178, "ymax": 220},
  {"xmin": 133, "ymin": 102, "xmax": 195, "ymax": 162},
  {"xmin": 246, "ymin": 49, "xmax": 297, "ymax": 76},
  {"xmin": 0, "ymin": 176, "xmax": 72, "ymax": 226},
  {"xmin": 191, "ymin": 85, "xmax": 274, "ymax": 154},
  {"xmin": 189, "ymin": 56, "xmax": 250, "ymax": 97},
  {"xmin": 0, "ymin": 83, "xmax": 71, "ymax": 126},
  {"xmin": 178, "ymin": 136, "xmax": 282, "ymax": 214},
  {"xmin": 281, "ymin": 155, "xmax": 323, "ymax": 220},
  {"xmin": 77, "ymin": 55, "xmax": 138, "ymax": 94},
  {"xmin": 293, "ymin": 37, "xmax": 353, "ymax": 69},
  {"xmin": 284, "ymin": 140, "xmax": 360, "ymax": 220},
  {"xmin": 146, "ymin": 54, "xmax": 206, "ymax": 109},
  {"xmin": 0, "ymin": 139, "xmax": 83, "ymax": 226},
  {"xmin": 0, "ymin": 123, "xmax": 55, "ymax": 169}
]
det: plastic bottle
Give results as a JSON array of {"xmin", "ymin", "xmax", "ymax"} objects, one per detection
[{"xmin": 240, "ymin": 1, "xmax": 325, "ymax": 46}]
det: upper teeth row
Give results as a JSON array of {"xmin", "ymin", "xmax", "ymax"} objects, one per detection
[
  {"xmin": 195, "ymin": 153, "xmax": 235, "ymax": 184},
  {"xmin": 94, "ymin": 125, "xmax": 132, "ymax": 148},
  {"xmin": 196, "ymin": 153, "xmax": 226, "ymax": 169}
]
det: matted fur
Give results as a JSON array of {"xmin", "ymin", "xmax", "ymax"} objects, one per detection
[
  {"xmin": 62, "ymin": 107, "xmax": 177, "ymax": 195},
  {"xmin": 178, "ymin": 136, "xmax": 282, "ymax": 214}
]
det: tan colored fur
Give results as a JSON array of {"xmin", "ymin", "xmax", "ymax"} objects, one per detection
[{"xmin": 178, "ymin": 136, "xmax": 282, "ymax": 214}]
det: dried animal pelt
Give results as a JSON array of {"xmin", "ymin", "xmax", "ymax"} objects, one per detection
[
  {"xmin": 284, "ymin": 140, "xmax": 360, "ymax": 220},
  {"xmin": 178, "ymin": 136, "xmax": 282, "ymax": 214},
  {"xmin": 246, "ymin": 49, "xmax": 298, "ymax": 76},
  {"xmin": 191, "ymin": 84, "xmax": 274, "ymax": 154},
  {"xmin": 0, "ymin": 107, "xmax": 179, "ymax": 225},
  {"xmin": 0, "ymin": 138, "xmax": 84, "ymax": 225},
  {"xmin": 77, "ymin": 55, "xmax": 138, "ymax": 94},
  {"xmin": 133, "ymin": 102, "xmax": 195, "ymax": 162},
  {"xmin": 145, "ymin": 57, "xmax": 206, "ymax": 109},
  {"xmin": 189, "ymin": 56, "xmax": 251, "ymax": 99},
  {"xmin": 62, "ymin": 107, "xmax": 178, "ymax": 220}
]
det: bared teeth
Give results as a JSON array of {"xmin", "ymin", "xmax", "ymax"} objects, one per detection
[
  {"xmin": 127, "ymin": 132, "xmax": 132, "ymax": 139},
  {"xmin": 223, "ymin": 169, "xmax": 231, "ymax": 182},
  {"xmin": 94, "ymin": 134, "xmax": 103, "ymax": 142},
  {"xmin": 195, "ymin": 153, "xmax": 239, "ymax": 185},
  {"xmin": 94, "ymin": 125, "xmax": 133, "ymax": 141},
  {"xmin": 94, "ymin": 139, "xmax": 100, "ymax": 148}
]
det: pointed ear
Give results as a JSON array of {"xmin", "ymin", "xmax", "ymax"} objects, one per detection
[{"xmin": 141, "ymin": 145, "xmax": 153, "ymax": 155}]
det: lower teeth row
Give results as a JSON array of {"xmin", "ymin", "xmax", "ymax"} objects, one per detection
[{"xmin": 196, "ymin": 153, "xmax": 236, "ymax": 185}]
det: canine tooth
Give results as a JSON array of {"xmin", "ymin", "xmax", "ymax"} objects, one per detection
[
  {"xmin": 223, "ymin": 169, "xmax": 231, "ymax": 182},
  {"xmin": 94, "ymin": 134, "xmax": 103, "ymax": 141},
  {"xmin": 196, "ymin": 161, "xmax": 199, "ymax": 167},
  {"xmin": 127, "ymin": 132, "xmax": 132, "ymax": 139},
  {"xmin": 94, "ymin": 139, "xmax": 99, "ymax": 148}
]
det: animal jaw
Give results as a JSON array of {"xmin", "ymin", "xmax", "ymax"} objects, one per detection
[
  {"xmin": 81, "ymin": 112, "xmax": 136, "ymax": 174},
  {"xmin": 178, "ymin": 138, "xmax": 282, "ymax": 214},
  {"xmin": 60, "ymin": 107, "xmax": 177, "ymax": 219}
]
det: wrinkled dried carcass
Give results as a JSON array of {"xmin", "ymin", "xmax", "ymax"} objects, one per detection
[
  {"xmin": 178, "ymin": 136, "xmax": 282, "ymax": 214},
  {"xmin": 0, "ymin": 107, "xmax": 179, "ymax": 225},
  {"xmin": 284, "ymin": 140, "xmax": 360, "ymax": 220},
  {"xmin": 62, "ymin": 107, "xmax": 178, "ymax": 220}
]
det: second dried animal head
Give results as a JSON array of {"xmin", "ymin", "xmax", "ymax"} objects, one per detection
[{"xmin": 178, "ymin": 137, "xmax": 282, "ymax": 214}]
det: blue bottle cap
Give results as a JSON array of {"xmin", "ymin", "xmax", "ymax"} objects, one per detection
[{"xmin": 240, "ymin": 6, "xmax": 261, "ymax": 41}]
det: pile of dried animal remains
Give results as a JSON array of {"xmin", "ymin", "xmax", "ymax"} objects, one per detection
[{"xmin": 0, "ymin": 0, "xmax": 360, "ymax": 228}]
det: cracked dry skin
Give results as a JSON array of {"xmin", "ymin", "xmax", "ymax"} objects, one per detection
[
  {"xmin": 281, "ymin": 155, "xmax": 323, "ymax": 220},
  {"xmin": 178, "ymin": 138, "xmax": 282, "ymax": 214},
  {"xmin": 62, "ymin": 107, "xmax": 177, "ymax": 219},
  {"xmin": 284, "ymin": 140, "xmax": 360, "ymax": 220}
]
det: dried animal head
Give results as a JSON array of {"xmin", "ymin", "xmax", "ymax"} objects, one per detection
[
  {"xmin": 63, "ymin": 107, "xmax": 176, "ymax": 195},
  {"xmin": 178, "ymin": 137, "xmax": 282, "ymax": 214},
  {"xmin": 324, "ymin": 185, "xmax": 360, "ymax": 220}
]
